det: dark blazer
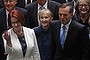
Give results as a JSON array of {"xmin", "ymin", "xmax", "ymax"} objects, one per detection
[
  {"xmin": 0, "ymin": 7, "xmax": 28, "ymax": 60},
  {"xmin": 0, "ymin": 0, "xmax": 4, "ymax": 8},
  {"xmin": 52, "ymin": 0, "xmax": 66, "ymax": 4},
  {"xmin": 34, "ymin": 26, "xmax": 53, "ymax": 60},
  {"xmin": 52, "ymin": 0, "xmax": 77, "ymax": 4},
  {"xmin": 51, "ymin": 20, "xmax": 89, "ymax": 60},
  {"xmin": 16, "ymin": 0, "xmax": 37, "ymax": 8},
  {"xmin": 25, "ymin": 1, "xmax": 61, "ymax": 28}
]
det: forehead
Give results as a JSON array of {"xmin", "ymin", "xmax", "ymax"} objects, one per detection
[
  {"xmin": 59, "ymin": 6, "xmax": 70, "ymax": 13},
  {"xmin": 40, "ymin": 11, "xmax": 51, "ymax": 16},
  {"xmin": 11, "ymin": 17, "xmax": 18, "ymax": 22},
  {"xmin": 78, "ymin": 0, "xmax": 88, "ymax": 4}
]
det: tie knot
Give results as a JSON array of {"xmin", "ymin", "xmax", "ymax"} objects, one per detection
[
  {"xmin": 62, "ymin": 25, "xmax": 66, "ymax": 29},
  {"xmin": 39, "ymin": 7, "xmax": 45, "ymax": 10}
]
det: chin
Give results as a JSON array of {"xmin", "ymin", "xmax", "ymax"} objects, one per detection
[
  {"xmin": 81, "ymin": 11, "xmax": 87, "ymax": 14},
  {"xmin": 42, "ymin": 24, "xmax": 48, "ymax": 27}
]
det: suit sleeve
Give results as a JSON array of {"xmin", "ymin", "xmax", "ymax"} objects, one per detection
[{"xmin": 80, "ymin": 26, "xmax": 90, "ymax": 60}]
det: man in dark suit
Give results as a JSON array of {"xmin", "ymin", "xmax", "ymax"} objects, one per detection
[
  {"xmin": 0, "ymin": 0, "xmax": 28, "ymax": 60},
  {"xmin": 25, "ymin": 0, "xmax": 61, "ymax": 28},
  {"xmin": 51, "ymin": 3, "xmax": 90, "ymax": 60}
]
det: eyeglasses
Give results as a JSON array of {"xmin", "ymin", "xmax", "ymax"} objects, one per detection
[{"xmin": 79, "ymin": 5, "xmax": 89, "ymax": 7}]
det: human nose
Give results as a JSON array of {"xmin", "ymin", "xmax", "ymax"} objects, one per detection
[
  {"xmin": 60, "ymin": 15, "xmax": 64, "ymax": 19},
  {"xmin": 41, "ymin": 18, "xmax": 46, "ymax": 21},
  {"xmin": 14, "ymin": 23, "xmax": 18, "ymax": 26},
  {"xmin": 82, "ymin": 6, "xmax": 86, "ymax": 9},
  {"xmin": 7, "ymin": 1, "xmax": 10, "ymax": 4}
]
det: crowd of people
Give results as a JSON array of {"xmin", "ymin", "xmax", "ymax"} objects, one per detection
[{"xmin": 0, "ymin": 0, "xmax": 90, "ymax": 60}]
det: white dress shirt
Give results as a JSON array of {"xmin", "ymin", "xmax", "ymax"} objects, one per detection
[
  {"xmin": 38, "ymin": 1, "xmax": 48, "ymax": 26},
  {"xmin": 60, "ymin": 20, "xmax": 71, "ymax": 40}
]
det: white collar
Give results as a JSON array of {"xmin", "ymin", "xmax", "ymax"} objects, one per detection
[
  {"xmin": 38, "ymin": 1, "xmax": 48, "ymax": 10},
  {"xmin": 61, "ymin": 19, "xmax": 72, "ymax": 29}
]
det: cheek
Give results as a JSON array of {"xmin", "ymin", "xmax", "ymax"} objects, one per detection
[
  {"xmin": 4, "ymin": 3, "xmax": 8, "ymax": 7},
  {"xmin": 11, "ymin": 24, "xmax": 14, "ymax": 28}
]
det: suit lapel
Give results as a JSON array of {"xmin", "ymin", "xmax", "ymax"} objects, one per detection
[
  {"xmin": 47, "ymin": 1, "xmax": 53, "ymax": 13},
  {"xmin": 3, "ymin": 8, "xmax": 7, "ymax": 30},
  {"xmin": 63, "ymin": 20, "xmax": 76, "ymax": 50},
  {"xmin": 33, "ymin": 2, "xmax": 38, "ymax": 25},
  {"xmin": 54, "ymin": 22, "xmax": 63, "ymax": 50}
]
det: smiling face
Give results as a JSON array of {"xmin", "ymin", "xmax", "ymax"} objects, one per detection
[
  {"xmin": 39, "ymin": 9, "xmax": 53, "ymax": 29},
  {"xmin": 4, "ymin": 0, "xmax": 17, "ymax": 12},
  {"xmin": 11, "ymin": 17, "xmax": 22, "ymax": 31},
  {"xmin": 78, "ymin": 0, "xmax": 89, "ymax": 14}
]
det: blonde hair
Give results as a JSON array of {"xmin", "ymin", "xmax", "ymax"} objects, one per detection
[{"xmin": 39, "ymin": 9, "xmax": 53, "ymax": 18}]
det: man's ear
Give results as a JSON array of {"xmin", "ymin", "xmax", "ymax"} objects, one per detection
[{"xmin": 51, "ymin": 17, "xmax": 53, "ymax": 20}]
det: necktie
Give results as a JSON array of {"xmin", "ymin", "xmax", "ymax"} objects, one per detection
[
  {"xmin": 27, "ymin": 0, "xmax": 31, "ymax": 4},
  {"xmin": 39, "ymin": 6, "xmax": 45, "ymax": 10},
  {"xmin": 7, "ymin": 13, "xmax": 11, "ymax": 29},
  {"xmin": 60, "ymin": 25, "xmax": 66, "ymax": 49}
]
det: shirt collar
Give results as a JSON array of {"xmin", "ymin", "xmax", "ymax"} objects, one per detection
[
  {"xmin": 6, "ymin": 9, "xmax": 9, "ymax": 15},
  {"xmin": 38, "ymin": 1, "xmax": 48, "ymax": 10},
  {"xmin": 61, "ymin": 19, "xmax": 72, "ymax": 29}
]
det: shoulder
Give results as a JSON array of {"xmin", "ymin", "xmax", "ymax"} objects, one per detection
[
  {"xmin": 0, "ymin": 8, "xmax": 5, "ymax": 13},
  {"xmin": 51, "ymin": 20, "xmax": 59, "ymax": 26},
  {"xmin": 73, "ymin": 20, "xmax": 86, "ymax": 28},
  {"xmin": 33, "ymin": 26, "xmax": 39, "ymax": 31},
  {"xmin": 71, "ymin": 20, "xmax": 87, "ymax": 32},
  {"xmin": 25, "ymin": 1, "xmax": 37, "ymax": 9},
  {"xmin": 49, "ymin": 1, "xmax": 61, "ymax": 6},
  {"xmin": 33, "ymin": 26, "xmax": 41, "ymax": 33},
  {"xmin": 23, "ymin": 27, "xmax": 35, "ymax": 33},
  {"xmin": 16, "ymin": 7, "xmax": 28, "ymax": 13}
]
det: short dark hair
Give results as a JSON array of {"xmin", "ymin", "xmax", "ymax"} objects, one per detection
[{"xmin": 59, "ymin": 3, "xmax": 73, "ymax": 14}]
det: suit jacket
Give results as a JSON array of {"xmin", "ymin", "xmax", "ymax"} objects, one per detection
[
  {"xmin": 25, "ymin": 1, "xmax": 61, "ymax": 28},
  {"xmin": 0, "ymin": 0, "xmax": 4, "ymax": 8},
  {"xmin": 51, "ymin": 20, "xmax": 89, "ymax": 60},
  {"xmin": 52, "ymin": 0, "xmax": 66, "ymax": 4},
  {"xmin": 16, "ymin": 0, "xmax": 37, "ymax": 8},
  {"xmin": 34, "ymin": 26, "xmax": 53, "ymax": 60},
  {"xmin": 2, "ymin": 27, "xmax": 40, "ymax": 60},
  {"xmin": 52, "ymin": 0, "xmax": 77, "ymax": 4},
  {"xmin": 0, "ymin": 7, "xmax": 28, "ymax": 59}
]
